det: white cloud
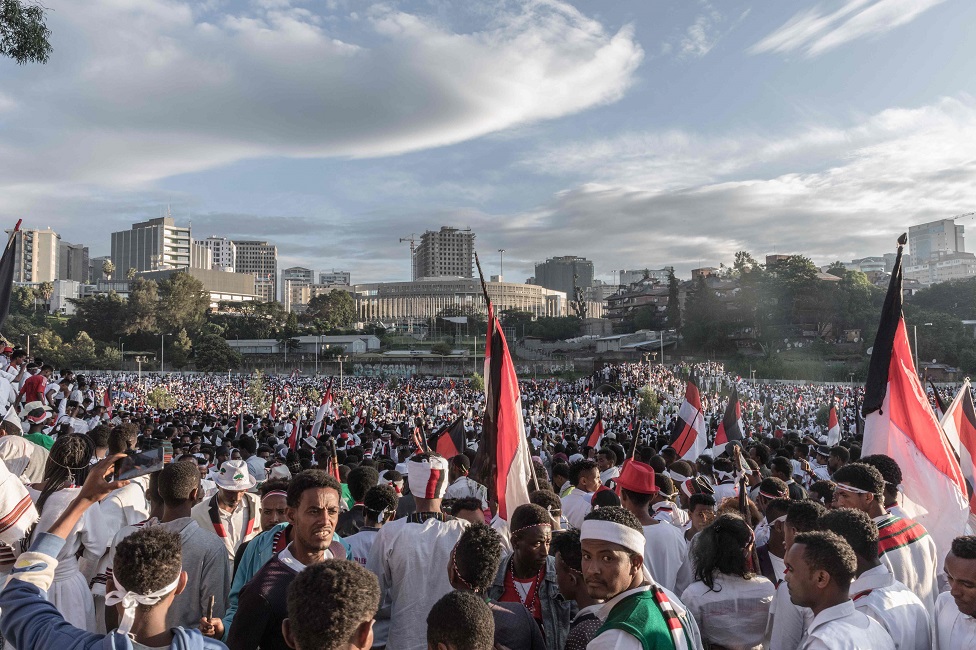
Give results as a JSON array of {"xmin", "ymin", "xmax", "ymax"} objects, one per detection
[
  {"xmin": 680, "ymin": 5, "xmax": 723, "ymax": 58},
  {"xmin": 0, "ymin": 0, "xmax": 642, "ymax": 192},
  {"xmin": 505, "ymin": 96, "xmax": 976, "ymax": 276},
  {"xmin": 751, "ymin": 0, "xmax": 948, "ymax": 57}
]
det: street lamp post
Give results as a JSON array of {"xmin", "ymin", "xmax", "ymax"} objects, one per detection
[
  {"xmin": 160, "ymin": 333, "xmax": 172, "ymax": 373},
  {"xmin": 912, "ymin": 322, "xmax": 934, "ymax": 374},
  {"xmin": 338, "ymin": 355, "xmax": 348, "ymax": 389},
  {"xmin": 498, "ymin": 249, "xmax": 505, "ymax": 279}
]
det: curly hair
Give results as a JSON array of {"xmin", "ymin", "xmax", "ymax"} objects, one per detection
[
  {"xmin": 453, "ymin": 523, "xmax": 503, "ymax": 593},
  {"xmin": 550, "ymin": 528, "xmax": 583, "ymax": 572},
  {"xmin": 114, "ymin": 527, "xmax": 182, "ymax": 595},
  {"xmin": 529, "ymin": 489, "xmax": 562, "ymax": 522},
  {"xmin": 793, "ymin": 531, "xmax": 857, "ymax": 587},
  {"xmin": 363, "ymin": 485, "xmax": 398, "ymax": 523},
  {"xmin": 259, "ymin": 478, "xmax": 291, "ymax": 498},
  {"xmin": 286, "ymin": 559, "xmax": 380, "ymax": 650},
  {"xmin": 692, "ymin": 513, "xmax": 754, "ymax": 590},
  {"xmin": 831, "ymin": 463, "xmax": 884, "ymax": 502},
  {"xmin": 426, "ymin": 590, "xmax": 494, "ymax": 650},
  {"xmin": 287, "ymin": 469, "xmax": 341, "ymax": 508},
  {"xmin": 569, "ymin": 459, "xmax": 598, "ymax": 486},
  {"xmin": 859, "ymin": 454, "xmax": 902, "ymax": 488},
  {"xmin": 510, "ymin": 503, "xmax": 552, "ymax": 538},
  {"xmin": 951, "ymin": 535, "xmax": 976, "ymax": 560},
  {"xmin": 346, "ymin": 466, "xmax": 380, "ymax": 502},
  {"xmin": 451, "ymin": 497, "xmax": 484, "ymax": 516},
  {"xmin": 786, "ymin": 500, "xmax": 827, "ymax": 533},
  {"xmin": 157, "ymin": 461, "xmax": 200, "ymax": 507},
  {"xmin": 583, "ymin": 505, "xmax": 643, "ymax": 533},
  {"xmin": 809, "ymin": 480, "xmax": 836, "ymax": 506},
  {"xmin": 819, "ymin": 508, "xmax": 879, "ymax": 561}
]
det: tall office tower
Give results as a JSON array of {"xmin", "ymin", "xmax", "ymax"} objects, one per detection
[
  {"xmin": 534, "ymin": 256, "xmax": 594, "ymax": 297},
  {"xmin": 201, "ymin": 237, "xmax": 237, "ymax": 272},
  {"xmin": 909, "ymin": 218, "xmax": 965, "ymax": 262},
  {"xmin": 4, "ymin": 228, "xmax": 60, "ymax": 283},
  {"xmin": 412, "ymin": 226, "xmax": 475, "ymax": 280},
  {"xmin": 58, "ymin": 241, "xmax": 90, "ymax": 282},
  {"xmin": 233, "ymin": 240, "xmax": 278, "ymax": 302},
  {"xmin": 110, "ymin": 216, "xmax": 193, "ymax": 275}
]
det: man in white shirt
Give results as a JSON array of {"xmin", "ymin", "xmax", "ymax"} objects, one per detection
[
  {"xmin": 784, "ymin": 530, "xmax": 894, "ymax": 650},
  {"xmin": 443, "ymin": 454, "xmax": 488, "ymax": 510},
  {"xmin": 820, "ymin": 508, "xmax": 930, "ymax": 650},
  {"xmin": 935, "ymin": 535, "xmax": 976, "ymax": 650},
  {"xmin": 596, "ymin": 448, "xmax": 620, "ymax": 486},
  {"xmin": 616, "ymin": 459, "xmax": 688, "ymax": 593},
  {"xmin": 561, "ymin": 459, "xmax": 600, "ymax": 530},
  {"xmin": 191, "ymin": 459, "xmax": 262, "ymax": 565}
]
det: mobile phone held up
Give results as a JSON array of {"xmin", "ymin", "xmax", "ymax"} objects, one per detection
[{"xmin": 114, "ymin": 440, "xmax": 165, "ymax": 481}]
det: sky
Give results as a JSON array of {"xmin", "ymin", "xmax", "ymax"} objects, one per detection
[{"xmin": 2, "ymin": 0, "xmax": 976, "ymax": 284}]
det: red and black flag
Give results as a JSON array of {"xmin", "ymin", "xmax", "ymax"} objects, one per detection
[
  {"xmin": 862, "ymin": 233, "xmax": 968, "ymax": 563},
  {"xmin": 471, "ymin": 253, "xmax": 533, "ymax": 522},
  {"xmin": 712, "ymin": 386, "xmax": 743, "ymax": 456},
  {"xmin": 0, "ymin": 220, "xmax": 22, "ymax": 331},
  {"xmin": 431, "ymin": 416, "xmax": 466, "ymax": 459},
  {"xmin": 668, "ymin": 374, "xmax": 707, "ymax": 460},
  {"xmin": 585, "ymin": 409, "xmax": 605, "ymax": 449}
]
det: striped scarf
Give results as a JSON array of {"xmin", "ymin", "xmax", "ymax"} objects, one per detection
[{"xmin": 650, "ymin": 584, "xmax": 690, "ymax": 650}]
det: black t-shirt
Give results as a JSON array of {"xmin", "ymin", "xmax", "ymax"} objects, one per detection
[{"xmin": 226, "ymin": 555, "xmax": 297, "ymax": 650}]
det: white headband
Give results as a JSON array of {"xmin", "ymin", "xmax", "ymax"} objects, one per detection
[
  {"xmin": 668, "ymin": 470, "xmax": 689, "ymax": 483},
  {"xmin": 580, "ymin": 519, "xmax": 646, "ymax": 557},
  {"xmin": 105, "ymin": 573, "xmax": 181, "ymax": 636},
  {"xmin": 834, "ymin": 483, "xmax": 872, "ymax": 495}
]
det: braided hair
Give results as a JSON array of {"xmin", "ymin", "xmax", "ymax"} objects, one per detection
[{"xmin": 37, "ymin": 434, "xmax": 94, "ymax": 515}]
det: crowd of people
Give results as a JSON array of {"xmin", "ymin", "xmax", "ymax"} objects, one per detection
[{"xmin": 0, "ymin": 345, "xmax": 973, "ymax": 649}]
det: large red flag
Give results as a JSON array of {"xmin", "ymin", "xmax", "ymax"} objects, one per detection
[
  {"xmin": 310, "ymin": 378, "xmax": 334, "ymax": 438},
  {"xmin": 862, "ymin": 234, "xmax": 968, "ymax": 566},
  {"xmin": 431, "ymin": 416, "xmax": 467, "ymax": 459},
  {"xmin": 668, "ymin": 374, "xmax": 707, "ymax": 461},
  {"xmin": 102, "ymin": 387, "xmax": 113, "ymax": 419},
  {"xmin": 940, "ymin": 379, "xmax": 976, "ymax": 529},
  {"xmin": 472, "ymin": 256, "xmax": 532, "ymax": 522}
]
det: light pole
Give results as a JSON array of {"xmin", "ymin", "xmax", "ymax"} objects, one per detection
[
  {"xmin": 160, "ymin": 333, "xmax": 172, "ymax": 373},
  {"xmin": 498, "ymin": 249, "xmax": 505, "ymax": 279},
  {"xmin": 913, "ymin": 322, "xmax": 934, "ymax": 374},
  {"xmin": 338, "ymin": 355, "xmax": 348, "ymax": 389}
]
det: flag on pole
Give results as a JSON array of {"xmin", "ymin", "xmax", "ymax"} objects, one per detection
[
  {"xmin": 236, "ymin": 407, "xmax": 244, "ymax": 438},
  {"xmin": 102, "ymin": 387, "xmax": 113, "ymax": 419},
  {"xmin": 585, "ymin": 410, "xmax": 605, "ymax": 449},
  {"xmin": 472, "ymin": 253, "xmax": 533, "ymax": 522},
  {"xmin": 862, "ymin": 233, "xmax": 968, "ymax": 566},
  {"xmin": 310, "ymin": 378, "xmax": 334, "ymax": 438},
  {"xmin": 826, "ymin": 403, "xmax": 841, "ymax": 446},
  {"xmin": 431, "ymin": 416, "xmax": 466, "ymax": 459},
  {"xmin": 930, "ymin": 380, "xmax": 949, "ymax": 421},
  {"xmin": 0, "ymin": 220, "xmax": 22, "ymax": 332},
  {"xmin": 940, "ymin": 379, "xmax": 976, "ymax": 529},
  {"xmin": 668, "ymin": 374, "xmax": 707, "ymax": 461},
  {"xmin": 269, "ymin": 388, "xmax": 278, "ymax": 420},
  {"xmin": 712, "ymin": 386, "xmax": 744, "ymax": 457}
]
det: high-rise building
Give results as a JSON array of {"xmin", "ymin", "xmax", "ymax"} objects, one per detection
[
  {"xmin": 110, "ymin": 216, "xmax": 195, "ymax": 275},
  {"xmin": 319, "ymin": 270, "xmax": 351, "ymax": 286},
  {"xmin": 233, "ymin": 240, "xmax": 278, "ymax": 302},
  {"xmin": 89, "ymin": 256, "xmax": 112, "ymax": 283},
  {"xmin": 201, "ymin": 237, "xmax": 237, "ymax": 272},
  {"xmin": 281, "ymin": 267, "xmax": 314, "ymax": 312},
  {"xmin": 58, "ymin": 241, "xmax": 90, "ymax": 282},
  {"xmin": 534, "ymin": 256, "xmax": 594, "ymax": 297},
  {"xmin": 909, "ymin": 218, "xmax": 965, "ymax": 262},
  {"xmin": 412, "ymin": 227, "xmax": 475, "ymax": 280},
  {"xmin": 4, "ymin": 228, "xmax": 60, "ymax": 283},
  {"xmin": 282, "ymin": 267, "xmax": 314, "ymax": 285}
]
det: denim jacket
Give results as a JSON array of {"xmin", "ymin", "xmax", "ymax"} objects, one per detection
[{"xmin": 488, "ymin": 553, "xmax": 571, "ymax": 650}]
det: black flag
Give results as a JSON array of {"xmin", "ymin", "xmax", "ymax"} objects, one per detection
[{"xmin": 0, "ymin": 220, "xmax": 22, "ymax": 332}]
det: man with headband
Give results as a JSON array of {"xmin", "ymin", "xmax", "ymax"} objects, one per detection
[
  {"xmin": 831, "ymin": 463, "xmax": 938, "ymax": 611},
  {"xmin": 580, "ymin": 506, "xmax": 703, "ymax": 650},
  {"xmin": 0, "ymin": 454, "xmax": 227, "ymax": 649},
  {"xmin": 366, "ymin": 453, "xmax": 468, "ymax": 650}
]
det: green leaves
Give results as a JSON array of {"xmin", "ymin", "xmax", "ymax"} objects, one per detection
[{"xmin": 0, "ymin": 0, "xmax": 52, "ymax": 64}]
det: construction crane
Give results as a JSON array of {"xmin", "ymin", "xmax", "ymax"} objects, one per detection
[
  {"xmin": 399, "ymin": 234, "xmax": 417, "ymax": 280},
  {"xmin": 952, "ymin": 212, "xmax": 976, "ymax": 221}
]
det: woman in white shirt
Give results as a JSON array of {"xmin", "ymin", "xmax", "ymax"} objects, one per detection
[{"xmin": 680, "ymin": 513, "xmax": 775, "ymax": 650}]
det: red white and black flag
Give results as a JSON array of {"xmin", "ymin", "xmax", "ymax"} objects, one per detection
[
  {"xmin": 431, "ymin": 416, "xmax": 467, "ymax": 459},
  {"xmin": 0, "ymin": 220, "xmax": 22, "ymax": 332},
  {"xmin": 668, "ymin": 374, "xmax": 707, "ymax": 461},
  {"xmin": 712, "ymin": 386, "xmax": 744, "ymax": 457},
  {"xmin": 585, "ymin": 409, "xmax": 605, "ymax": 449},
  {"xmin": 940, "ymin": 379, "xmax": 976, "ymax": 529},
  {"xmin": 472, "ymin": 253, "xmax": 533, "ymax": 523},
  {"xmin": 826, "ymin": 401, "xmax": 841, "ymax": 446},
  {"xmin": 862, "ymin": 233, "xmax": 968, "ymax": 564},
  {"xmin": 310, "ymin": 378, "xmax": 334, "ymax": 438}
]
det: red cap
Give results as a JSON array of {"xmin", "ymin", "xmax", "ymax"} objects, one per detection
[
  {"xmin": 615, "ymin": 459, "xmax": 659, "ymax": 494},
  {"xmin": 1, "ymin": 347, "xmax": 12, "ymax": 354}
]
